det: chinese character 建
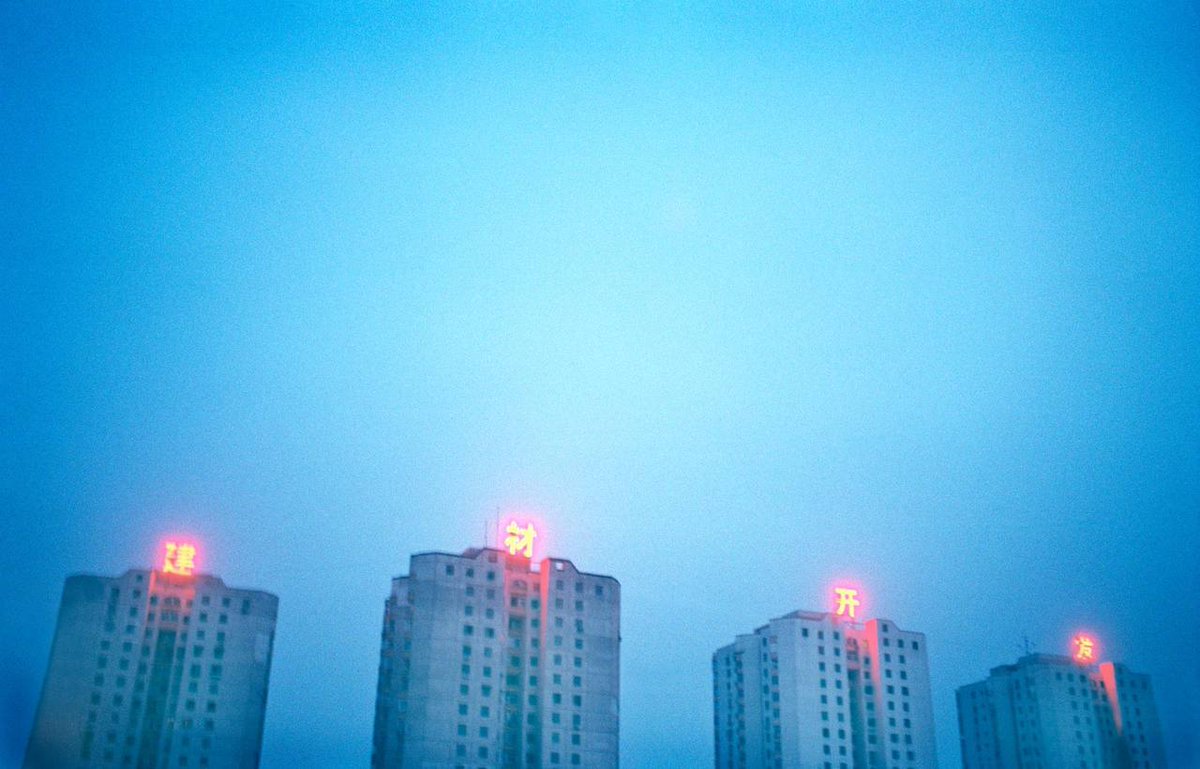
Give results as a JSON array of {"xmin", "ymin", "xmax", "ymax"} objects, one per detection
[{"xmin": 163, "ymin": 542, "xmax": 197, "ymax": 576}]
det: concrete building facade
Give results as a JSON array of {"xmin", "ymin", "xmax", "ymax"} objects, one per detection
[
  {"xmin": 372, "ymin": 546, "xmax": 620, "ymax": 769},
  {"xmin": 956, "ymin": 654, "xmax": 1167, "ymax": 769},
  {"xmin": 24, "ymin": 565, "xmax": 278, "ymax": 769},
  {"xmin": 713, "ymin": 610, "xmax": 937, "ymax": 769}
]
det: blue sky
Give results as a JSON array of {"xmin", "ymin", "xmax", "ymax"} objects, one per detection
[{"xmin": 3, "ymin": 2, "xmax": 1198, "ymax": 767}]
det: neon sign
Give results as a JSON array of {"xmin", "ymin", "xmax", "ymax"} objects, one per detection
[
  {"xmin": 503, "ymin": 521, "xmax": 537, "ymax": 559},
  {"xmin": 834, "ymin": 587, "xmax": 861, "ymax": 619},
  {"xmin": 162, "ymin": 542, "xmax": 197, "ymax": 576},
  {"xmin": 1072, "ymin": 634, "xmax": 1097, "ymax": 664}
]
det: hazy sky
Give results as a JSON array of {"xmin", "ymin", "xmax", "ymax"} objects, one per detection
[{"xmin": 3, "ymin": 3, "xmax": 1198, "ymax": 767}]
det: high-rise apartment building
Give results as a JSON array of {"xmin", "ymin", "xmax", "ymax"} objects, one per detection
[
  {"xmin": 23, "ymin": 543, "xmax": 278, "ymax": 769},
  {"xmin": 713, "ymin": 598, "xmax": 937, "ymax": 769},
  {"xmin": 956, "ymin": 646, "xmax": 1167, "ymax": 769},
  {"xmin": 372, "ymin": 529, "xmax": 620, "ymax": 769}
]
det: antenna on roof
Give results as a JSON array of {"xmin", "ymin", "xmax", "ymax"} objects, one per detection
[
  {"xmin": 1020, "ymin": 635, "xmax": 1035, "ymax": 656},
  {"xmin": 486, "ymin": 507, "xmax": 500, "ymax": 549}
]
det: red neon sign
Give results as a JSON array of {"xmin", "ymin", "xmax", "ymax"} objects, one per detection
[
  {"xmin": 834, "ymin": 587, "xmax": 861, "ymax": 619},
  {"xmin": 162, "ymin": 542, "xmax": 197, "ymax": 576},
  {"xmin": 1072, "ymin": 634, "xmax": 1097, "ymax": 664},
  {"xmin": 503, "ymin": 521, "xmax": 537, "ymax": 559}
]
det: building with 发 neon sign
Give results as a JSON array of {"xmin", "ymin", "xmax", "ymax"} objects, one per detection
[
  {"xmin": 955, "ymin": 635, "xmax": 1167, "ymax": 769},
  {"xmin": 372, "ymin": 522, "xmax": 620, "ymax": 769}
]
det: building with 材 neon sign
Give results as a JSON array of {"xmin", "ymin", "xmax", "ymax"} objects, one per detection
[
  {"xmin": 956, "ymin": 637, "xmax": 1167, "ymax": 769},
  {"xmin": 712, "ymin": 587, "xmax": 938, "ymax": 769},
  {"xmin": 371, "ymin": 529, "xmax": 620, "ymax": 769},
  {"xmin": 23, "ymin": 543, "xmax": 278, "ymax": 769}
]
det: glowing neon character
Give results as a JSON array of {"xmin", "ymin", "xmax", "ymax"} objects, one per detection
[
  {"xmin": 163, "ymin": 542, "xmax": 197, "ymax": 576},
  {"xmin": 503, "ymin": 522, "xmax": 537, "ymax": 559},
  {"xmin": 1073, "ymin": 635, "xmax": 1096, "ymax": 663},
  {"xmin": 834, "ymin": 587, "xmax": 860, "ymax": 619}
]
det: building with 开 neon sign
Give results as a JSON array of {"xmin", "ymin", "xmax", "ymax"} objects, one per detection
[{"xmin": 713, "ymin": 585, "xmax": 938, "ymax": 769}]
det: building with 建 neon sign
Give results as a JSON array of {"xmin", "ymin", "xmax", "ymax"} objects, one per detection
[
  {"xmin": 372, "ymin": 520, "xmax": 620, "ymax": 769},
  {"xmin": 23, "ymin": 540, "xmax": 278, "ymax": 769},
  {"xmin": 713, "ymin": 584, "xmax": 938, "ymax": 769}
]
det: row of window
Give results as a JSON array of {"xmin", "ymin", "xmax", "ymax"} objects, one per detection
[
  {"xmin": 107, "ymin": 585, "xmax": 252, "ymax": 612},
  {"xmin": 463, "ymin": 620, "xmax": 587, "ymax": 637},
  {"xmin": 442, "ymin": 563, "xmax": 607, "ymax": 596}
]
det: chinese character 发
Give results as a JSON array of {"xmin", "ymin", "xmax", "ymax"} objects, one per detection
[
  {"xmin": 163, "ymin": 542, "xmax": 197, "ymax": 576},
  {"xmin": 503, "ymin": 522, "xmax": 537, "ymax": 559},
  {"xmin": 1073, "ymin": 635, "xmax": 1096, "ymax": 663},
  {"xmin": 834, "ymin": 587, "xmax": 860, "ymax": 619}
]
